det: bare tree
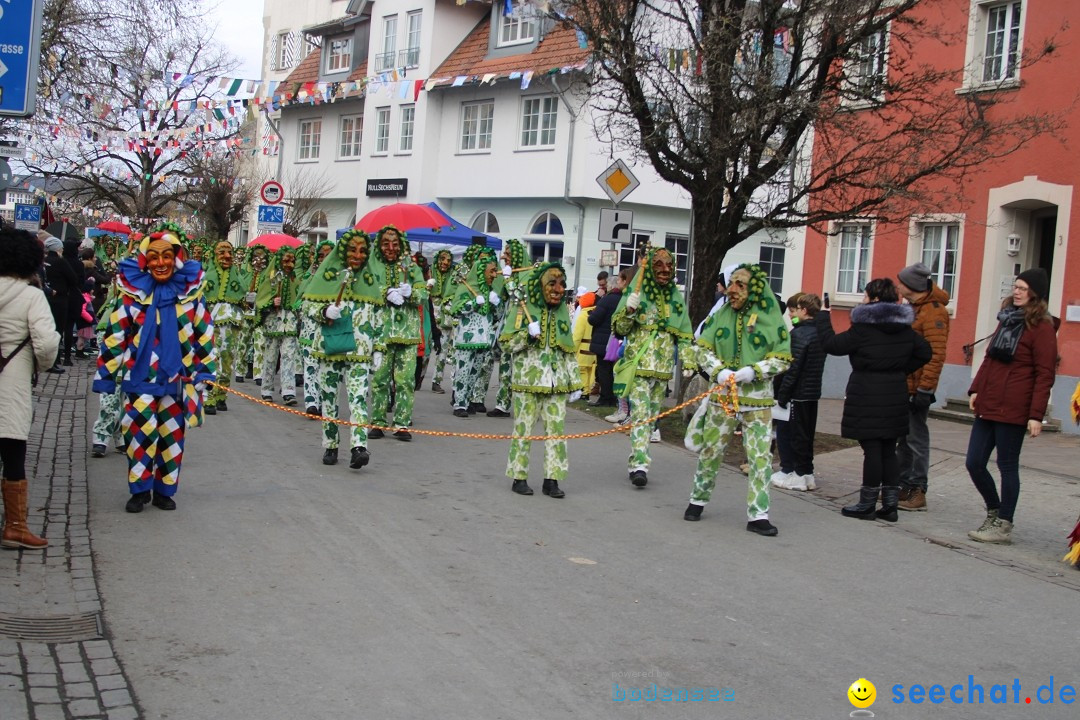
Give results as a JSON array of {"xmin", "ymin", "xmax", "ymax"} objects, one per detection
[
  {"xmin": 555, "ymin": 0, "xmax": 1062, "ymax": 321},
  {"xmin": 179, "ymin": 150, "xmax": 258, "ymax": 240},
  {"xmin": 276, "ymin": 167, "xmax": 335, "ymax": 239}
]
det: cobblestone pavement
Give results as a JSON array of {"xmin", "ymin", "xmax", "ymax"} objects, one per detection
[{"xmin": 0, "ymin": 358, "xmax": 140, "ymax": 720}]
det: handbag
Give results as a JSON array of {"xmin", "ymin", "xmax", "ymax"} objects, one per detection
[
  {"xmin": 603, "ymin": 333, "xmax": 622, "ymax": 362},
  {"xmin": 321, "ymin": 309, "xmax": 357, "ymax": 355},
  {"xmin": 612, "ymin": 331, "xmax": 657, "ymax": 398}
]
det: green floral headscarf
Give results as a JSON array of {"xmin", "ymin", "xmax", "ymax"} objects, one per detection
[
  {"xmin": 371, "ymin": 225, "xmax": 415, "ymax": 289},
  {"xmin": 431, "ymin": 249, "xmax": 455, "ymax": 300},
  {"xmin": 202, "ymin": 240, "xmax": 251, "ymax": 304},
  {"xmin": 615, "ymin": 247, "xmax": 693, "ymax": 340},
  {"xmin": 301, "ymin": 229, "xmax": 383, "ymax": 304},
  {"xmin": 499, "ymin": 262, "xmax": 575, "ymax": 353},
  {"xmin": 697, "ymin": 263, "xmax": 791, "ymax": 366},
  {"xmin": 256, "ymin": 245, "xmax": 301, "ymax": 312},
  {"xmin": 451, "ymin": 248, "xmax": 498, "ymax": 315}
]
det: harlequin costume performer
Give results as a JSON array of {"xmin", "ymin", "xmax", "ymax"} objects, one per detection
[
  {"xmin": 499, "ymin": 262, "xmax": 581, "ymax": 497},
  {"xmin": 1064, "ymin": 381, "xmax": 1080, "ymax": 569},
  {"xmin": 239, "ymin": 244, "xmax": 271, "ymax": 385},
  {"xmin": 256, "ymin": 245, "xmax": 301, "ymax": 405},
  {"xmin": 202, "ymin": 240, "xmax": 251, "ymax": 413},
  {"xmin": 683, "ymin": 264, "xmax": 792, "ymax": 536},
  {"xmin": 92, "ymin": 225, "xmax": 215, "ymax": 513},
  {"xmin": 611, "ymin": 247, "xmax": 695, "ymax": 488},
  {"xmin": 485, "ymin": 238, "xmax": 530, "ymax": 418},
  {"xmin": 302, "ymin": 229, "xmax": 381, "ymax": 469},
  {"xmin": 295, "ymin": 240, "xmax": 335, "ymax": 415},
  {"xmin": 368, "ymin": 226, "xmax": 428, "ymax": 440},
  {"xmin": 450, "ymin": 248, "xmax": 501, "ymax": 417},
  {"xmin": 428, "ymin": 249, "xmax": 456, "ymax": 394}
]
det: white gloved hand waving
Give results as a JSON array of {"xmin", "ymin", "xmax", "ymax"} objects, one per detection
[
  {"xmin": 715, "ymin": 368, "xmax": 735, "ymax": 385},
  {"xmin": 502, "ymin": 265, "xmax": 513, "ymax": 278},
  {"xmin": 475, "ymin": 294, "xmax": 486, "ymax": 306},
  {"xmin": 325, "ymin": 304, "xmax": 343, "ymax": 320},
  {"xmin": 488, "ymin": 290, "xmax": 501, "ymax": 306},
  {"xmin": 426, "ymin": 277, "xmax": 436, "ymax": 288},
  {"xmin": 245, "ymin": 292, "xmax": 257, "ymax": 304},
  {"xmin": 398, "ymin": 282, "xmax": 412, "ymax": 299},
  {"xmin": 626, "ymin": 292, "xmax": 641, "ymax": 311},
  {"xmin": 528, "ymin": 321, "xmax": 542, "ymax": 338},
  {"xmin": 387, "ymin": 289, "xmax": 404, "ymax": 306}
]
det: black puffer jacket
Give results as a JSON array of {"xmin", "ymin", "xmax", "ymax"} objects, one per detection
[
  {"xmin": 775, "ymin": 320, "xmax": 825, "ymax": 405},
  {"xmin": 817, "ymin": 303, "xmax": 931, "ymax": 440},
  {"xmin": 587, "ymin": 288, "xmax": 622, "ymax": 356}
]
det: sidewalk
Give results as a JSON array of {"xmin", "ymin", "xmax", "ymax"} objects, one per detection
[{"xmin": 0, "ymin": 358, "xmax": 139, "ymax": 720}]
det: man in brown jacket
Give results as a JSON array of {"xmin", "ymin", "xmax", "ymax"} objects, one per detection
[{"xmin": 895, "ymin": 262, "xmax": 950, "ymax": 510}]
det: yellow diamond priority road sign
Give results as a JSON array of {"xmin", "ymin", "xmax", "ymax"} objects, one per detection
[{"xmin": 596, "ymin": 159, "xmax": 640, "ymax": 205}]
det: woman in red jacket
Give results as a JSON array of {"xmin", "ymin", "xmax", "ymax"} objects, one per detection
[{"xmin": 966, "ymin": 268, "xmax": 1057, "ymax": 544}]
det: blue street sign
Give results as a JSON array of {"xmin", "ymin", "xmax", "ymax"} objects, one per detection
[
  {"xmin": 14, "ymin": 203, "xmax": 40, "ymax": 222},
  {"xmin": 0, "ymin": 0, "xmax": 45, "ymax": 117},
  {"xmin": 257, "ymin": 205, "xmax": 285, "ymax": 224}
]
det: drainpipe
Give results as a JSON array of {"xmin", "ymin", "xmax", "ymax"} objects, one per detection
[{"xmin": 551, "ymin": 75, "xmax": 586, "ymax": 290}]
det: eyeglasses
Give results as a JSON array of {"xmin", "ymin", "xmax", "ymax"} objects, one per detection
[{"xmin": 1012, "ymin": 285, "xmax": 1031, "ymax": 292}]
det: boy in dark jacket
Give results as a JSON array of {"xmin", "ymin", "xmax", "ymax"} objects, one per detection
[{"xmin": 773, "ymin": 293, "xmax": 826, "ymax": 491}]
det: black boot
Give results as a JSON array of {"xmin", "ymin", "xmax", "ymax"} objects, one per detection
[
  {"xmin": 349, "ymin": 446, "xmax": 370, "ymax": 469},
  {"xmin": 322, "ymin": 448, "xmax": 338, "ymax": 465},
  {"xmin": 876, "ymin": 485, "xmax": 899, "ymax": 522},
  {"xmin": 511, "ymin": 479, "xmax": 533, "ymax": 495},
  {"xmin": 684, "ymin": 503, "xmax": 703, "ymax": 521},
  {"xmin": 125, "ymin": 491, "xmax": 151, "ymax": 513},
  {"xmin": 542, "ymin": 479, "xmax": 565, "ymax": 498},
  {"xmin": 842, "ymin": 486, "xmax": 880, "ymax": 520}
]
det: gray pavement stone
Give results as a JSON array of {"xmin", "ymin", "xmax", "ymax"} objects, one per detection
[
  {"xmin": 33, "ymin": 704, "xmax": 65, "ymax": 720},
  {"xmin": 28, "ymin": 672, "xmax": 58, "ymax": 686},
  {"xmin": 90, "ymin": 657, "xmax": 120, "ymax": 676},
  {"xmin": 100, "ymin": 688, "xmax": 132, "ymax": 708},
  {"xmin": 0, "ymin": 690, "xmax": 30, "ymax": 720},
  {"xmin": 0, "ymin": 655, "xmax": 21, "ymax": 673},
  {"xmin": 66, "ymin": 681, "xmax": 97, "ymax": 698},
  {"xmin": 25, "ymin": 656, "xmax": 56, "ymax": 674},
  {"xmin": 107, "ymin": 706, "xmax": 140, "ymax": 720},
  {"xmin": 61, "ymin": 662, "xmax": 91, "ymax": 683},
  {"xmin": 29, "ymin": 685, "xmax": 61, "ymax": 704},
  {"xmin": 84, "ymin": 642, "xmax": 112, "ymax": 660},
  {"xmin": 68, "ymin": 697, "xmax": 103, "ymax": 716},
  {"xmin": 96, "ymin": 674, "xmax": 127, "ymax": 691},
  {"xmin": 0, "ymin": 673, "xmax": 23, "ymax": 690},
  {"xmin": 55, "ymin": 643, "xmax": 82, "ymax": 662}
]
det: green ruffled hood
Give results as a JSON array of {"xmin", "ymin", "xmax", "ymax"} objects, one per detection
[
  {"xmin": 431, "ymin": 249, "xmax": 455, "ymax": 300},
  {"xmin": 370, "ymin": 225, "xmax": 416, "ymax": 290},
  {"xmin": 293, "ymin": 240, "xmax": 336, "ymax": 305},
  {"xmin": 301, "ymin": 229, "xmax": 383, "ymax": 304},
  {"xmin": 697, "ymin": 263, "xmax": 791, "ymax": 366},
  {"xmin": 256, "ymin": 246, "xmax": 301, "ymax": 311},
  {"xmin": 501, "ymin": 261, "xmax": 575, "ymax": 353},
  {"xmin": 203, "ymin": 242, "xmax": 252, "ymax": 304},
  {"xmin": 615, "ymin": 247, "xmax": 694, "ymax": 340},
  {"xmin": 451, "ymin": 248, "xmax": 498, "ymax": 315}
]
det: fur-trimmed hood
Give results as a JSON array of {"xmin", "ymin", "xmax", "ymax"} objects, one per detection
[{"xmin": 850, "ymin": 301, "xmax": 915, "ymax": 331}]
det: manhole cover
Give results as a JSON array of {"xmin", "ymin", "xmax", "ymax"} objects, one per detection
[{"xmin": 0, "ymin": 612, "xmax": 102, "ymax": 642}]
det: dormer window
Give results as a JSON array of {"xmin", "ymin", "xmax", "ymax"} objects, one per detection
[
  {"xmin": 498, "ymin": 6, "xmax": 537, "ymax": 47},
  {"xmin": 326, "ymin": 36, "xmax": 353, "ymax": 73}
]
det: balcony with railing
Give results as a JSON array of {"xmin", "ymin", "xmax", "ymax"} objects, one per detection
[
  {"xmin": 399, "ymin": 47, "xmax": 420, "ymax": 69},
  {"xmin": 374, "ymin": 51, "xmax": 396, "ymax": 73}
]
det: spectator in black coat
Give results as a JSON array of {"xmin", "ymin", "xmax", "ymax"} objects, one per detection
[
  {"xmin": 817, "ymin": 278, "xmax": 931, "ymax": 522},
  {"xmin": 773, "ymin": 292, "xmax": 827, "ymax": 491},
  {"xmin": 61, "ymin": 239, "xmax": 86, "ymax": 365},
  {"xmin": 42, "ymin": 235, "xmax": 78, "ymax": 372},
  {"xmin": 588, "ymin": 267, "xmax": 633, "ymax": 407}
]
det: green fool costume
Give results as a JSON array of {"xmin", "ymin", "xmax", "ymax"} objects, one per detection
[
  {"xmin": 611, "ymin": 248, "xmax": 695, "ymax": 485},
  {"xmin": 303, "ymin": 230, "xmax": 382, "ymax": 466},
  {"xmin": 256, "ymin": 246, "xmax": 301, "ymax": 404},
  {"xmin": 487, "ymin": 238, "xmax": 530, "ymax": 415},
  {"xmin": 499, "ymin": 262, "xmax": 581, "ymax": 496},
  {"xmin": 240, "ymin": 244, "xmax": 271, "ymax": 383},
  {"xmin": 202, "ymin": 240, "xmax": 251, "ymax": 410},
  {"xmin": 296, "ymin": 240, "xmax": 335, "ymax": 412},
  {"xmin": 450, "ymin": 249, "xmax": 500, "ymax": 414},
  {"xmin": 685, "ymin": 264, "xmax": 791, "ymax": 531},
  {"xmin": 429, "ymin": 249, "xmax": 456, "ymax": 390}
]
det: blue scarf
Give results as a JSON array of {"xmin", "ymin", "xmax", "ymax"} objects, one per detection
[{"xmin": 118, "ymin": 257, "xmax": 203, "ymax": 397}]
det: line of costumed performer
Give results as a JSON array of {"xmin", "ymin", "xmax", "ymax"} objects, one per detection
[
  {"xmin": 92, "ymin": 224, "xmax": 216, "ymax": 513},
  {"xmin": 255, "ymin": 245, "xmax": 301, "ymax": 406},
  {"xmin": 499, "ymin": 262, "xmax": 582, "ymax": 498},
  {"xmin": 202, "ymin": 240, "xmax": 251, "ymax": 414},
  {"xmin": 303, "ymin": 229, "xmax": 382, "ymax": 470},
  {"xmin": 450, "ymin": 248, "xmax": 501, "ymax": 417},
  {"xmin": 295, "ymin": 240, "xmax": 335, "ymax": 415}
]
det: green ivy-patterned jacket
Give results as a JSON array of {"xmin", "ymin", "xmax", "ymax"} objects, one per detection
[
  {"xmin": 499, "ymin": 312, "xmax": 582, "ymax": 395},
  {"xmin": 374, "ymin": 261, "xmax": 428, "ymax": 348},
  {"xmin": 612, "ymin": 301, "xmax": 693, "ymax": 380}
]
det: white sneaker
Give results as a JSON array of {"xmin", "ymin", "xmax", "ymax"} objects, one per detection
[
  {"xmin": 770, "ymin": 471, "xmax": 794, "ymax": 488},
  {"xmin": 785, "ymin": 474, "xmax": 808, "ymax": 491},
  {"xmin": 605, "ymin": 411, "xmax": 628, "ymax": 423},
  {"xmin": 650, "ymin": 428, "xmax": 661, "ymax": 443},
  {"xmin": 799, "ymin": 473, "xmax": 817, "ymax": 491}
]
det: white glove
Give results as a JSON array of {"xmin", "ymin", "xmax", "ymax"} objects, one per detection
[
  {"xmin": 387, "ymin": 289, "xmax": 404, "ymax": 306},
  {"xmin": 502, "ymin": 264, "xmax": 513, "ymax": 278},
  {"xmin": 528, "ymin": 321, "xmax": 541, "ymax": 338},
  {"xmin": 245, "ymin": 292, "xmax": 257, "ymax": 304},
  {"xmin": 373, "ymin": 351, "xmax": 383, "ymax": 367},
  {"xmin": 426, "ymin": 277, "xmax": 436, "ymax": 288},
  {"xmin": 194, "ymin": 382, "xmax": 206, "ymax": 393},
  {"xmin": 488, "ymin": 290, "xmax": 501, "ymax": 306},
  {"xmin": 734, "ymin": 366, "xmax": 757, "ymax": 384},
  {"xmin": 398, "ymin": 282, "xmax": 412, "ymax": 299},
  {"xmin": 626, "ymin": 292, "xmax": 641, "ymax": 311},
  {"xmin": 716, "ymin": 368, "xmax": 735, "ymax": 384},
  {"xmin": 475, "ymin": 294, "xmax": 486, "ymax": 306},
  {"xmin": 325, "ymin": 304, "xmax": 342, "ymax": 320}
]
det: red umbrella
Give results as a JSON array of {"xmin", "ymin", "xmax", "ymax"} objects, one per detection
[
  {"xmin": 354, "ymin": 203, "xmax": 449, "ymax": 234},
  {"xmin": 96, "ymin": 220, "xmax": 132, "ymax": 235},
  {"xmin": 248, "ymin": 233, "xmax": 303, "ymax": 252}
]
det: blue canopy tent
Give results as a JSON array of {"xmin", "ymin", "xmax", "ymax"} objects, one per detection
[{"xmin": 336, "ymin": 203, "xmax": 500, "ymax": 252}]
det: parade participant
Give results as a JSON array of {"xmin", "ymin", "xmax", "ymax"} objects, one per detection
[
  {"xmin": 256, "ymin": 245, "xmax": 301, "ymax": 406},
  {"xmin": 302, "ymin": 229, "xmax": 381, "ymax": 469},
  {"xmin": 486, "ymin": 238, "xmax": 529, "ymax": 418},
  {"xmin": 240, "ymin": 244, "xmax": 271, "ymax": 385},
  {"xmin": 611, "ymin": 247, "xmax": 694, "ymax": 488},
  {"xmin": 428, "ymin": 249, "xmax": 455, "ymax": 394},
  {"xmin": 92, "ymin": 225, "xmax": 215, "ymax": 513},
  {"xmin": 450, "ymin": 248, "xmax": 501, "ymax": 418},
  {"xmin": 295, "ymin": 240, "xmax": 334, "ymax": 415},
  {"xmin": 499, "ymin": 262, "xmax": 581, "ymax": 497},
  {"xmin": 684, "ymin": 264, "xmax": 791, "ymax": 535},
  {"xmin": 1065, "ymin": 381, "xmax": 1080, "ymax": 568},
  {"xmin": 572, "ymin": 291, "xmax": 598, "ymax": 397},
  {"xmin": 202, "ymin": 240, "xmax": 250, "ymax": 413},
  {"xmin": 368, "ymin": 226, "xmax": 427, "ymax": 441},
  {"xmin": 90, "ymin": 237, "xmax": 137, "ymax": 457}
]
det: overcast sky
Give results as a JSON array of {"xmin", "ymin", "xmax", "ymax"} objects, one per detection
[{"xmin": 206, "ymin": 0, "xmax": 265, "ymax": 79}]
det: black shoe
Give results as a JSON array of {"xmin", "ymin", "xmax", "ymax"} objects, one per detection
[
  {"xmin": 684, "ymin": 503, "xmax": 703, "ymax": 521},
  {"xmin": 218, "ymin": 401, "xmax": 228, "ymax": 412},
  {"xmin": 151, "ymin": 492, "xmax": 176, "ymax": 511},
  {"xmin": 431, "ymin": 383, "xmax": 445, "ymax": 394},
  {"xmin": 876, "ymin": 485, "xmax": 899, "ymax": 522},
  {"xmin": 235, "ymin": 375, "xmax": 245, "ymax": 383},
  {"xmin": 255, "ymin": 378, "xmax": 262, "ymax": 387},
  {"xmin": 91, "ymin": 444, "xmax": 107, "ymax": 458},
  {"xmin": 125, "ymin": 491, "xmax": 151, "ymax": 513},
  {"xmin": 245, "ymin": 367, "xmax": 254, "ymax": 379},
  {"xmin": 282, "ymin": 395, "xmax": 297, "ymax": 407},
  {"xmin": 115, "ymin": 444, "xmax": 126, "ymax": 455},
  {"xmin": 393, "ymin": 429, "xmax": 412, "ymax": 441},
  {"xmin": 306, "ymin": 406, "xmax": 322, "ymax": 417},
  {"xmin": 349, "ymin": 446, "xmax": 370, "ymax": 469},
  {"xmin": 322, "ymin": 448, "xmax": 338, "ymax": 465},
  {"xmin": 486, "ymin": 408, "xmax": 511, "ymax": 418},
  {"xmin": 46, "ymin": 366, "xmax": 65, "ymax": 374},
  {"xmin": 453, "ymin": 408, "xmax": 469, "ymax": 418},
  {"xmin": 511, "ymin": 479, "xmax": 534, "ymax": 496},
  {"xmin": 542, "ymin": 479, "xmax": 565, "ymax": 498},
  {"xmin": 629, "ymin": 470, "xmax": 648, "ymax": 488},
  {"xmin": 261, "ymin": 395, "xmax": 274, "ymax": 403},
  {"xmin": 414, "ymin": 379, "xmax": 423, "ymax": 392},
  {"xmin": 368, "ymin": 428, "xmax": 385, "ymax": 439},
  {"xmin": 204, "ymin": 403, "xmax": 217, "ymax": 415},
  {"xmin": 62, "ymin": 358, "xmax": 74, "ymax": 366},
  {"xmin": 842, "ymin": 486, "xmax": 879, "ymax": 520},
  {"xmin": 746, "ymin": 519, "xmax": 778, "ymax": 536}
]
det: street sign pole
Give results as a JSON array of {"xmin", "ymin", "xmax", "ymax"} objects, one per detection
[{"xmin": 0, "ymin": 0, "xmax": 46, "ymax": 118}]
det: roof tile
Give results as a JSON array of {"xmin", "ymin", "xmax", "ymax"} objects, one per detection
[{"xmin": 432, "ymin": 12, "xmax": 589, "ymax": 80}]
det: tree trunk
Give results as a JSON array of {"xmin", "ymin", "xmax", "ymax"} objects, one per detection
[{"xmin": 687, "ymin": 190, "xmax": 731, "ymax": 328}]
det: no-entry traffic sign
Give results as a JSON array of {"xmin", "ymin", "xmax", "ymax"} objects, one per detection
[{"xmin": 260, "ymin": 180, "xmax": 284, "ymax": 205}]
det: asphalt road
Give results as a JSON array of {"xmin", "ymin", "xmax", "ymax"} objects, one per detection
[{"xmin": 87, "ymin": 384, "xmax": 1080, "ymax": 719}]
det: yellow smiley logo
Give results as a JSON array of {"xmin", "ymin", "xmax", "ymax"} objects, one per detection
[{"xmin": 848, "ymin": 678, "xmax": 876, "ymax": 709}]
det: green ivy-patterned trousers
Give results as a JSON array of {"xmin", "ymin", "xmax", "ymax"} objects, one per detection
[
  {"xmin": 207, "ymin": 323, "xmax": 240, "ymax": 406},
  {"xmin": 319, "ymin": 359, "xmax": 370, "ymax": 450},
  {"xmin": 453, "ymin": 348, "xmax": 493, "ymax": 410},
  {"xmin": 689, "ymin": 407, "xmax": 774, "ymax": 520},
  {"xmin": 506, "ymin": 392, "xmax": 569, "ymax": 482},
  {"xmin": 372, "ymin": 344, "xmax": 417, "ymax": 429},
  {"xmin": 301, "ymin": 344, "xmax": 322, "ymax": 409},
  {"xmin": 627, "ymin": 377, "xmax": 667, "ymax": 472},
  {"xmin": 92, "ymin": 386, "xmax": 125, "ymax": 448},
  {"xmin": 260, "ymin": 335, "xmax": 299, "ymax": 400},
  {"xmin": 492, "ymin": 346, "xmax": 513, "ymax": 412}
]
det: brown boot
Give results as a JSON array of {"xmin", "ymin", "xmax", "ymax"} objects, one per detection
[
  {"xmin": 1, "ymin": 480, "xmax": 49, "ymax": 550},
  {"xmin": 898, "ymin": 487, "xmax": 927, "ymax": 512}
]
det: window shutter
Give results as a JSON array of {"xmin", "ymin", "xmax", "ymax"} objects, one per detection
[
  {"xmin": 269, "ymin": 33, "xmax": 280, "ymax": 71},
  {"xmin": 286, "ymin": 31, "xmax": 300, "ymax": 68}
]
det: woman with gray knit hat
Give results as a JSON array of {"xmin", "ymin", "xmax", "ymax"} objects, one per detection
[{"xmin": 966, "ymin": 267, "xmax": 1057, "ymax": 544}]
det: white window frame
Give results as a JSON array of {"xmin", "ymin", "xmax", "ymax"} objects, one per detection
[
  {"xmin": 399, "ymin": 105, "xmax": 415, "ymax": 153},
  {"xmin": 908, "ymin": 214, "xmax": 963, "ymax": 312},
  {"xmin": 962, "ymin": 0, "xmax": 1025, "ymax": 90},
  {"xmin": 326, "ymin": 36, "xmax": 353, "ymax": 74},
  {"xmin": 843, "ymin": 27, "xmax": 889, "ymax": 106},
  {"xmin": 377, "ymin": 15, "xmax": 398, "ymax": 72},
  {"xmin": 520, "ymin": 96, "xmax": 558, "ymax": 149},
  {"xmin": 498, "ymin": 6, "xmax": 537, "ymax": 47},
  {"xmin": 832, "ymin": 222, "xmax": 874, "ymax": 299},
  {"xmin": 460, "ymin": 101, "xmax": 494, "ymax": 152},
  {"xmin": 374, "ymin": 107, "xmax": 391, "ymax": 155},
  {"xmin": 665, "ymin": 233, "xmax": 690, "ymax": 287},
  {"xmin": 470, "ymin": 211, "xmax": 500, "ymax": 234},
  {"xmin": 338, "ymin": 114, "xmax": 363, "ymax": 159},
  {"xmin": 524, "ymin": 211, "xmax": 565, "ymax": 264},
  {"xmin": 307, "ymin": 210, "xmax": 329, "ymax": 246},
  {"xmin": 758, "ymin": 243, "xmax": 787, "ymax": 296},
  {"xmin": 403, "ymin": 11, "xmax": 422, "ymax": 68},
  {"xmin": 298, "ymin": 118, "xmax": 322, "ymax": 161},
  {"xmin": 276, "ymin": 31, "xmax": 290, "ymax": 70}
]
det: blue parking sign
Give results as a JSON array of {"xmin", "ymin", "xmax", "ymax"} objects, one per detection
[
  {"xmin": 14, "ymin": 203, "xmax": 41, "ymax": 231},
  {"xmin": 0, "ymin": 0, "xmax": 45, "ymax": 117},
  {"xmin": 257, "ymin": 205, "xmax": 285, "ymax": 224}
]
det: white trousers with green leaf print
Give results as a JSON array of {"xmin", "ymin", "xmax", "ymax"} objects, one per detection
[
  {"xmin": 319, "ymin": 359, "xmax": 370, "ymax": 450},
  {"xmin": 627, "ymin": 376, "xmax": 666, "ymax": 472},
  {"xmin": 688, "ymin": 407, "xmax": 773, "ymax": 521},
  {"xmin": 506, "ymin": 392, "xmax": 568, "ymax": 482}
]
